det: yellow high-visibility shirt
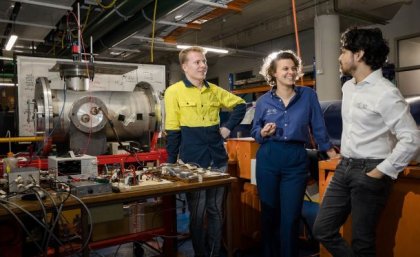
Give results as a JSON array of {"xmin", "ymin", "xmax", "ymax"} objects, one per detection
[{"xmin": 164, "ymin": 80, "xmax": 245, "ymax": 130}]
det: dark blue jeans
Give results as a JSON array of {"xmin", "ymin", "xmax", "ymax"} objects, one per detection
[
  {"xmin": 313, "ymin": 157, "xmax": 393, "ymax": 257},
  {"xmin": 186, "ymin": 166, "xmax": 226, "ymax": 257},
  {"xmin": 256, "ymin": 141, "xmax": 308, "ymax": 257}
]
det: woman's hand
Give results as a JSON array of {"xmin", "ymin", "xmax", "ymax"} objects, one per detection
[
  {"xmin": 326, "ymin": 148, "xmax": 340, "ymax": 159},
  {"xmin": 260, "ymin": 122, "xmax": 277, "ymax": 137}
]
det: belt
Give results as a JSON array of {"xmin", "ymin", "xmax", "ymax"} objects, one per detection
[{"xmin": 340, "ymin": 157, "xmax": 384, "ymax": 166}]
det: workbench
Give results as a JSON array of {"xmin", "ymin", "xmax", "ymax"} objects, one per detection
[{"xmin": 0, "ymin": 177, "xmax": 236, "ymax": 257}]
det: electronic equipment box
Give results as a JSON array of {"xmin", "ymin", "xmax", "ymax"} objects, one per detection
[{"xmin": 48, "ymin": 155, "xmax": 98, "ymax": 181}]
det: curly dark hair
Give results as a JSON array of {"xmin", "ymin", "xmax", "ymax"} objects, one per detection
[
  {"xmin": 341, "ymin": 27, "xmax": 389, "ymax": 70},
  {"xmin": 259, "ymin": 50, "xmax": 303, "ymax": 87}
]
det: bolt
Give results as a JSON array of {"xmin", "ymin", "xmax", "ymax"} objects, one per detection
[{"xmin": 81, "ymin": 114, "xmax": 90, "ymax": 123}]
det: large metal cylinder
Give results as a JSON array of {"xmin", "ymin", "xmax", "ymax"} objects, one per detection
[{"xmin": 33, "ymin": 77, "xmax": 161, "ymax": 143}]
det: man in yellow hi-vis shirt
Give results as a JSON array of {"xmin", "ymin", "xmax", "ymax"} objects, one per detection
[{"xmin": 164, "ymin": 46, "xmax": 246, "ymax": 257}]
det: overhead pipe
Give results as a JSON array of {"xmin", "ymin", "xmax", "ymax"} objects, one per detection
[
  {"xmin": 93, "ymin": 0, "xmax": 190, "ymax": 54},
  {"xmin": 0, "ymin": 2, "xmax": 21, "ymax": 49},
  {"xmin": 141, "ymin": 9, "xmax": 201, "ymax": 29},
  {"xmin": 193, "ymin": 0, "xmax": 242, "ymax": 12},
  {"xmin": 0, "ymin": 73, "xmax": 15, "ymax": 78},
  {"xmin": 55, "ymin": 0, "xmax": 148, "ymax": 57},
  {"xmin": 82, "ymin": 0, "xmax": 154, "ymax": 47}
]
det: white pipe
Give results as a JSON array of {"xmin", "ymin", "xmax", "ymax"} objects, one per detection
[
  {"xmin": 11, "ymin": 0, "xmax": 73, "ymax": 10},
  {"xmin": 193, "ymin": 0, "xmax": 228, "ymax": 9},
  {"xmin": 0, "ymin": 18, "xmax": 56, "ymax": 30}
]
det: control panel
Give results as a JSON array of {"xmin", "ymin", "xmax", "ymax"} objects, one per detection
[{"xmin": 8, "ymin": 167, "xmax": 40, "ymax": 193}]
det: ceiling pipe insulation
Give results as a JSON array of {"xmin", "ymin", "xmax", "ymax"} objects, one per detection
[
  {"xmin": 93, "ymin": 0, "xmax": 190, "ymax": 54},
  {"xmin": 82, "ymin": 0, "xmax": 154, "ymax": 46}
]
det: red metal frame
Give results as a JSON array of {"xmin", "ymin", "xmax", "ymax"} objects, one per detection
[{"xmin": 0, "ymin": 149, "xmax": 168, "ymax": 176}]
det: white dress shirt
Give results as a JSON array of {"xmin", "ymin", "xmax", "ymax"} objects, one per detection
[{"xmin": 341, "ymin": 69, "xmax": 420, "ymax": 179}]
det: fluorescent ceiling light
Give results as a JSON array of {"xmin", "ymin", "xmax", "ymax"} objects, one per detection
[
  {"xmin": 176, "ymin": 44, "xmax": 229, "ymax": 54},
  {"xmin": 0, "ymin": 56, "xmax": 13, "ymax": 61},
  {"xmin": 5, "ymin": 34, "xmax": 18, "ymax": 51},
  {"xmin": 110, "ymin": 51, "xmax": 122, "ymax": 56},
  {"xmin": 0, "ymin": 83, "xmax": 17, "ymax": 87}
]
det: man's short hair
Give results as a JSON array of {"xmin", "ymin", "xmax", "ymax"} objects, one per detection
[
  {"xmin": 341, "ymin": 27, "xmax": 389, "ymax": 70},
  {"xmin": 179, "ymin": 46, "xmax": 206, "ymax": 65}
]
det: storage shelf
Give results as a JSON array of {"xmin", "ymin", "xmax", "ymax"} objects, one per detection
[{"xmin": 231, "ymin": 80, "xmax": 315, "ymax": 95}]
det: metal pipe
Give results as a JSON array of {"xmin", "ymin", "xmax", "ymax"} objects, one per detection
[
  {"xmin": 82, "ymin": 0, "xmax": 154, "ymax": 45},
  {"xmin": 11, "ymin": 0, "xmax": 72, "ymax": 11},
  {"xmin": 77, "ymin": 2, "xmax": 81, "ymax": 59},
  {"xmin": 93, "ymin": 0, "xmax": 189, "ymax": 53},
  {"xmin": 141, "ymin": 9, "xmax": 190, "ymax": 28},
  {"xmin": 0, "ymin": 18, "xmax": 56, "ymax": 30},
  {"xmin": 0, "ymin": 136, "xmax": 44, "ymax": 143}
]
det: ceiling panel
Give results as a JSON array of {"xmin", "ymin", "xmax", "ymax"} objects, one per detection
[{"xmin": 0, "ymin": 0, "xmax": 415, "ymax": 62}]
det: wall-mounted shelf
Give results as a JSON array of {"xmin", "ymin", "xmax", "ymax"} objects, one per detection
[
  {"xmin": 231, "ymin": 85, "xmax": 271, "ymax": 95},
  {"xmin": 231, "ymin": 80, "xmax": 315, "ymax": 95}
]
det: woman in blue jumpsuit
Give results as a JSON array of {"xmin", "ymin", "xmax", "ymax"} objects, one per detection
[{"xmin": 251, "ymin": 50, "xmax": 337, "ymax": 257}]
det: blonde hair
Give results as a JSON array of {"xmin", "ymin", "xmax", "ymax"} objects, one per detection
[
  {"xmin": 259, "ymin": 50, "xmax": 303, "ymax": 87},
  {"xmin": 179, "ymin": 46, "xmax": 207, "ymax": 65}
]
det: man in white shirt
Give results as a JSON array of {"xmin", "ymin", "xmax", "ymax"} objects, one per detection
[{"xmin": 313, "ymin": 27, "xmax": 420, "ymax": 257}]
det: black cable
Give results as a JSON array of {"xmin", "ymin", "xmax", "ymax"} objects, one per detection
[
  {"xmin": 24, "ymin": 186, "xmax": 49, "ymax": 250},
  {"xmin": 112, "ymin": 244, "xmax": 122, "ymax": 257},
  {"xmin": 43, "ymin": 202, "xmax": 65, "ymax": 254},
  {"xmin": 0, "ymin": 202, "xmax": 44, "ymax": 253},
  {"xmin": 36, "ymin": 81, "xmax": 67, "ymax": 156},
  {"xmin": 0, "ymin": 199, "xmax": 66, "ymax": 254},
  {"xmin": 99, "ymin": 107, "xmax": 137, "ymax": 155},
  {"xmin": 68, "ymin": 194, "xmax": 93, "ymax": 254}
]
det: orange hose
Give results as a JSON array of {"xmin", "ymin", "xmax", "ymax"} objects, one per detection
[
  {"xmin": 291, "ymin": 0, "xmax": 304, "ymax": 85},
  {"xmin": 291, "ymin": 0, "xmax": 301, "ymax": 58}
]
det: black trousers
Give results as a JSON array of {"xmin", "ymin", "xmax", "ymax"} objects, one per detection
[{"xmin": 313, "ymin": 157, "xmax": 393, "ymax": 257}]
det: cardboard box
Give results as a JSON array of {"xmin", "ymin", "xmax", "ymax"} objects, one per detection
[{"xmin": 128, "ymin": 200, "xmax": 163, "ymax": 233}]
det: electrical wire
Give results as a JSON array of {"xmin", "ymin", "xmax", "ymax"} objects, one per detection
[
  {"xmin": 150, "ymin": 0, "xmax": 158, "ymax": 63},
  {"xmin": 61, "ymin": 29, "xmax": 66, "ymax": 49},
  {"xmin": 100, "ymin": 107, "xmax": 140, "ymax": 157},
  {"xmin": 0, "ymin": 198, "xmax": 65, "ymax": 250},
  {"xmin": 4, "ymin": 130, "xmax": 12, "ymax": 154},
  {"xmin": 112, "ymin": 244, "xmax": 122, "ymax": 257},
  {"xmin": 82, "ymin": 5, "xmax": 92, "ymax": 33},
  {"xmin": 68, "ymin": 10, "xmax": 95, "ymax": 154},
  {"xmin": 35, "ymin": 81, "xmax": 67, "ymax": 156},
  {"xmin": 95, "ymin": 0, "xmax": 118, "ymax": 9},
  {"xmin": 43, "ymin": 202, "xmax": 65, "ymax": 254},
  {"xmin": 0, "ymin": 181, "xmax": 91, "ymax": 256},
  {"xmin": 0, "ymin": 202, "xmax": 45, "ymax": 253},
  {"xmin": 68, "ymin": 193, "xmax": 93, "ymax": 253},
  {"xmin": 25, "ymin": 187, "xmax": 49, "ymax": 248}
]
